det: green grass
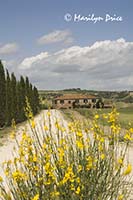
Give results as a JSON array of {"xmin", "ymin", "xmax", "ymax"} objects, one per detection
[
  {"xmin": 117, "ymin": 107, "xmax": 133, "ymax": 127},
  {"xmin": 74, "ymin": 107, "xmax": 133, "ymax": 128},
  {"xmin": 61, "ymin": 109, "xmax": 78, "ymax": 121},
  {"xmin": 74, "ymin": 108, "xmax": 94, "ymax": 119}
]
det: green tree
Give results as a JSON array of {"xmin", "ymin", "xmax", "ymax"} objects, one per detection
[
  {"xmin": 5, "ymin": 69, "xmax": 12, "ymax": 125},
  {"xmin": 0, "ymin": 60, "xmax": 6, "ymax": 127},
  {"xmin": 0, "ymin": 60, "xmax": 40, "ymax": 127},
  {"xmin": 33, "ymin": 86, "xmax": 40, "ymax": 114},
  {"xmin": 10, "ymin": 73, "xmax": 17, "ymax": 121},
  {"xmin": 25, "ymin": 76, "xmax": 30, "ymax": 99},
  {"xmin": 96, "ymin": 98, "xmax": 104, "ymax": 108},
  {"xmin": 18, "ymin": 76, "xmax": 26, "ymax": 121}
]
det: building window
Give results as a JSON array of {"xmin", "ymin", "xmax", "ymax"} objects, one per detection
[
  {"xmin": 75, "ymin": 99, "xmax": 79, "ymax": 103},
  {"xmin": 84, "ymin": 99, "xmax": 88, "ymax": 103},
  {"xmin": 68, "ymin": 100, "xmax": 71, "ymax": 104},
  {"xmin": 60, "ymin": 100, "xmax": 64, "ymax": 104},
  {"xmin": 92, "ymin": 99, "xmax": 96, "ymax": 103},
  {"xmin": 54, "ymin": 100, "xmax": 57, "ymax": 104}
]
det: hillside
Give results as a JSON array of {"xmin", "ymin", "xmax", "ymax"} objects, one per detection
[{"xmin": 39, "ymin": 88, "xmax": 133, "ymax": 104}]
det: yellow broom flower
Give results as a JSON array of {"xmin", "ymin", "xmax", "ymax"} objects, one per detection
[{"xmin": 123, "ymin": 164, "xmax": 132, "ymax": 175}]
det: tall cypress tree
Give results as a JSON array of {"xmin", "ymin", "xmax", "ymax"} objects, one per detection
[
  {"xmin": 10, "ymin": 73, "xmax": 17, "ymax": 121},
  {"xmin": 25, "ymin": 76, "xmax": 30, "ymax": 100},
  {"xmin": 19, "ymin": 76, "xmax": 26, "ymax": 121},
  {"xmin": 0, "ymin": 61, "xmax": 40, "ymax": 127},
  {"xmin": 5, "ymin": 69, "xmax": 12, "ymax": 125},
  {"xmin": 33, "ymin": 86, "xmax": 40, "ymax": 114},
  {"xmin": 0, "ymin": 60, "xmax": 6, "ymax": 127},
  {"xmin": 16, "ymin": 81, "xmax": 22, "ymax": 123},
  {"xmin": 29, "ymin": 83, "xmax": 33, "ymax": 112}
]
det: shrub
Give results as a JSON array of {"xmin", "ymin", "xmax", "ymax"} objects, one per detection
[{"xmin": 0, "ymin": 107, "xmax": 133, "ymax": 200}]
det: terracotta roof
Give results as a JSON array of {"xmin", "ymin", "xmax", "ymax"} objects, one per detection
[{"xmin": 54, "ymin": 94, "xmax": 97, "ymax": 100}]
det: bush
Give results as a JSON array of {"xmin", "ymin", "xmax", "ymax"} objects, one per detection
[{"xmin": 0, "ymin": 107, "xmax": 133, "ymax": 200}]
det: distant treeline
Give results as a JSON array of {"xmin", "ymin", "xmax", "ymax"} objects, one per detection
[{"xmin": 0, "ymin": 60, "xmax": 40, "ymax": 128}]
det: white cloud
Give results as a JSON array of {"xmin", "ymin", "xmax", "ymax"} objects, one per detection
[
  {"xmin": 19, "ymin": 52, "xmax": 49, "ymax": 69},
  {"xmin": 0, "ymin": 43, "xmax": 19, "ymax": 55},
  {"xmin": 37, "ymin": 29, "xmax": 74, "ymax": 45},
  {"xmin": 17, "ymin": 38, "xmax": 133, "ymax": 90}
]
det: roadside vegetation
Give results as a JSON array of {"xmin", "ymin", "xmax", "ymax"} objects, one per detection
[
  {"xmin": 72, "ymin": 106, "xmax": 133, "ymax": 129},
  {"xmin": 0, "ymin": 103, "xmax": 133, "ymax": 199}
]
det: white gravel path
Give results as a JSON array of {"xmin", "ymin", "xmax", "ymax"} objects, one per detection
[{"xmin": 0, "ymin": 110, "xmax": 66, "ymax": 180}]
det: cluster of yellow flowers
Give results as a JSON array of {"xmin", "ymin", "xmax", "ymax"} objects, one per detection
[{"xmin": 0, "ymin": 108, "xmax": 133, "ymax": 200}]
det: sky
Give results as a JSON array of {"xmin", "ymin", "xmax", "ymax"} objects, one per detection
[{"xmin": 0, "ymin": 0, "xmax": 133, "ymax": 90}]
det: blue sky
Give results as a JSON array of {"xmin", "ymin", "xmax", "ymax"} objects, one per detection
[{"xmin": 0, "ymin": 0, "xmax": 133, "ymax": 90}]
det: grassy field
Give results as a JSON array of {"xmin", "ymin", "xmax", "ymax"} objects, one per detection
[{"xmin": 70, "ymin": 105, "xmax": 133, "ymax": 128}]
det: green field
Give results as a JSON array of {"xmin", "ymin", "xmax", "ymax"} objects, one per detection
[{"xmin": 73, "ymin": 106, "xmax": 133, "ymax": 128}]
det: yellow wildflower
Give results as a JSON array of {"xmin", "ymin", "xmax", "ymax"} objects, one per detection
[
  {"xmin": 98, "ymin": 144, "xmax": 103, "ymax": 152},
  {"xmin": 129, "ymin": 128, "xmax": 133, "ymax": 133},
  {"xmin": 42, "ymin": 143, "xmax": 47, "ymax": 150},
  {"xmin": 118, "ymin": 158, "xmax": 123, "ymax": 166},
  {"xmin": 103, "ymin": 114, "xmax": 108, "ymax": 119},
  {"xmin": 51, "ymin": 191, "xmax": 60, "ymax": 197},
  {"xmin": 47, "ymin": 111, "xmax": 51, "ymax": 117},
  {"xmin": 95, "ymin": 114, "xmax": 99, "ymax": 119},
  {"xmin": 76, "ymin": 131, "xmax": 83, "ymax": 137},
  {"xmin": 123, "ymin": 164, "xmax": 132, "ymax": 175},
  {"xmin": 31, "ymin": 120, "xmax": 35, "ymax": 128},
  {"xmin": 0, "ymin": 176, "xmax": 3, "ymax": 182},
  {"xmin": 86, "ymin": 156, "xmax": 93, "ymax": 170},
  {"xmin": 75, "ymin": 186, "xmax": 80, "ymax": 194},
  {"xmin": 33, "ymin": 155, "xmax": 37, "ymax": 162},
  {"xmin": 76, "ymin": 177, "xmax": 80, "ymax": 183},
  {"xmin": 124, "ymin": 133, "xmax": 132, "ymax": 141},
  {"xmin": 10, "ymin": 131, "xmax": 16, "ymax": 139},
  {"xmin": 76, "ymin": 140, "xmax": 83, "ymax": 149},
  {"xmin": 12, "ymin": 170, "xmax": 27, "ymax": 182},
  {"xmin": 44, "ymin": 125, "xmax": 48, "ymax": 131},
  {"xmin": 70, "ymin": 184, "xmax": 75, "ymax": 191},
  {"xmin": 32, "ymin": 194, "xmax": 39, "ymax": 200},
  {"xmin": 55, "ymin": 121, "xmax": 60, "ymax": 129},
  {"xmin": 78, "ymin": 165, "xmax": 82, "ymax": 173},
  {"xmin": 100, "ymin": 137, "xmax": 105, "ymax": 143},
  {"xmin": 118, "ymin": 194, "xmax": 124, "ymax": 200},
  {"xmin": 100, "ymin": 154, "xmax": 105, "ymax": 160},
  {"xmin": 62, "ymin": 166, "xmax": 75, "ymax": 184}
]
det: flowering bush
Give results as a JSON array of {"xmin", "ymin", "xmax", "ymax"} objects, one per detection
[{"xmin": 0, "ymin": 105, "xmax": 133, "ymax": 200}]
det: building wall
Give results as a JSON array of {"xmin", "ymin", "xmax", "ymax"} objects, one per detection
[{"xmin": 53, "ymin": 98, "xmax": 96, "ymax": 109}]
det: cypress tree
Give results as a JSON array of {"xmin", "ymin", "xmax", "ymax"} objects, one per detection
[
  {"xmin": 10, "ymin": 73, "xmax": 17, "ymax": 121},
  {"xmin": 29, "ymin": 83, "xmax": 34, "ymax": 113},
  {"xmin": 0, "ymin": 60, "xmax": 6, "ymax": 127},
  {"xmin": 33, "ymin": 86, "xmax": 40, "ymax": 114},
  {"xmin": 19, "ymin": 76, "xmax": 26, "ymax": 121},
  {"xmin": 25, "ymin": 76, "xmax": 30, "ymax": 100},
  {"xmin": 0, "ymin": 61, "xmax": 40, "ymax": 127},
  {"xmin": 5, "ymin": 69, "xmax": 12, "ymax": 125}
]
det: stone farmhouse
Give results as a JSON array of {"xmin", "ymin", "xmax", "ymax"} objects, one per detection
[{"xmin": 53, "ymin": 94, "xmax": 99, "ymax": 109}]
